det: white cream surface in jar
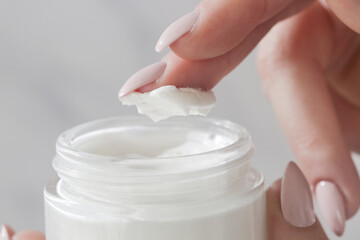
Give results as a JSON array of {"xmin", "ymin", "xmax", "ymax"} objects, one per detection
[{"xmin": 44, "ymin": 117, "xmax": 266, "ymax": 240}]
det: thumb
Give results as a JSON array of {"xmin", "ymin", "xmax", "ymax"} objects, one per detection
[
  {"xmin": 12, "ymin": 231, "xmax": 45, "ymax": 240},
  {"xmin": 267, "ymin": 163, "xmax": 328, "ymax": 240}
]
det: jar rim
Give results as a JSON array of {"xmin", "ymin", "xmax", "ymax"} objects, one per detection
[
  {"xmin": 54, "ymin": 116, "xmax": 254, "ymax": 177},
  {"xmin": 51, "ymin": 116, "xmax": 260, "ymax": 206}
]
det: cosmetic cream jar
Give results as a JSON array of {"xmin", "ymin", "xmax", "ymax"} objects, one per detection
[{"xmin": 44, "ymin": 116, "xmax": 266, "ymax": 240}]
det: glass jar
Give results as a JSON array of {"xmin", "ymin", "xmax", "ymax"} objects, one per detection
[{"xmin": 44, "ymin": 116, "xmax": 266, "ymax": 240}]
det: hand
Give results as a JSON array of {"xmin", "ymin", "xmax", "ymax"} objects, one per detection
[
  {"xmin": 257, "ymin": 0, "xmax": 360, "ymax": 236},
  {"xmin": 119, "ymin": 0, "xmax": 360, "ymax": 236},
  {"xmin": 0, "ymin": 225, "xmax": 44, "ymax": 240},
  {"xmin": 266, "ymin": 162, "xmax": 329, "ymax": 240},
  {"xmin": 119, "ymin": 0, "xmax": 314, "ymax": 96}
]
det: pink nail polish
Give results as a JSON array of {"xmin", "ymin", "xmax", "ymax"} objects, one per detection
[
  {"xmin": 119, "ymin": 62, "xmax": 167, "ymax": 97},
  {"xmin": 0, "ymin": 225, "xmax": 10, "ymax": 240},
  {"xmin": 281, "ymin": 162, "xmax": 316, "ymax": 228},
  {"xmin": 155, "ymin": 11, "xmax": 199, "ymax": 52},
  {"xmin": 316, "ymin": 181, "xmax": 346, "ymax": 236}
]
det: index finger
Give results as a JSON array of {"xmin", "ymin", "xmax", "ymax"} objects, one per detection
[{"xmin": 155, "ymin": 0, "xmax": 306, "ymax": 60}]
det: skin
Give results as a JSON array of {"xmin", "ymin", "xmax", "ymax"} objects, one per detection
[
  {"xmin": 3, "ymin": 180, "xmax": 329, "ymax": 240},
  {"xmin": 2, "ymin": 226, "xmax": 45, "ymax": 240},
  {"xmin": 267, "ymin": 180, "xmax": 328, "ymax": 240},
  {"xmin": 257, "ymin": 1, "xmax": 360, "ymax": 219},
  {"xmin": 5, "ymin": 0, "xmax": 359, "ymax": 239},
  {"xmin": 140, "ymin": 0, "xmax": 360, "ymax": 224}
]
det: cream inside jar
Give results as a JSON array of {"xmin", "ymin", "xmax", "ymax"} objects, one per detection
[{"xmin": 45, "ymin": 116, "xmax": 266, "ymax": 240}]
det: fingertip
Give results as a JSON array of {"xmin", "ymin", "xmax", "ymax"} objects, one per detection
[
  {"xmin": 267, "ymin": 178, "xmax": 282, "ymax": 209},
  {"xmin": 281, "ymin": 161, "xmax": 316, "ymax": 228},
  {"xmin": 2, "ymin": 224, "xmax": 15, "ymax": 237},
  {"xmin": 268, "ymin": 178, "xmax": 282, "ymax": 195},
  {"xmin": 267, "ymin": 178, "xmax": 328, "ymax": 240},
  {"xmin": 155, "ymin": 11, "xmax": 199, "ymax": 54},
  {"xmin": 343, "ymin": 173, "xmax": 360, "ymax": 219},
  {"xmin": 119, "ymin": 61, "xmax": 167, "ymax": 96},
  {"xmin": 315, "ymin": 181, "xmax": 346, "ymax": 236},
  {"xmin": 13, "ymin": 231, "xmax": 45, "ymax": 240},
  {"xmin": 1, "ymin": 225, "xmax": 11, "ymax": 240}
]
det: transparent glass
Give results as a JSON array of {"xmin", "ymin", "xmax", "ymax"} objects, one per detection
[{"xmin": 44, "ymin": 116, "xmax": 266, "ymax": 240}]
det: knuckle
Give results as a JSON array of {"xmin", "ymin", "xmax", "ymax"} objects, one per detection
[
  {"xmin": 293, "ymin": 134, "xmax": 329, "ymax": 159},
  {"xmin": 296, "ymin": 135, "xmax": 321, "ymax": 150}
]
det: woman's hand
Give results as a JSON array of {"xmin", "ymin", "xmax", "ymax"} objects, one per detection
[
  {"xmin": 0, "ymin": 225, "xmax": 45, "ymax": 240},
  {"xmin": 119, "ymin": 0, "xmax": 360, "ymax": 236},
  {"xmin": 257, "ymin": 0, "xmax": 360, "ymax": 236},
  {"xmin": 118, "ymin": 0, "xmax": 314, "ymax": 96},
  {"xmin": 266, "ymin": 162, "xmax": 329, "ymax": 240}
]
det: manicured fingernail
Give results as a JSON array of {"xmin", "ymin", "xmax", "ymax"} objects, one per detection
[
  {"xmin": 0, "ymin": 225, "xmax": 9, "ymax": 240},
  {"xmin": 155, "ymin": 11, "xmax": 199, "ymax": 52},
  {"xmin": 281, "ymin": 162, "xmax": 316, "ymax": 227},
  {"xmin": 119, "ymin": 61, "xmax": 167, "ymax": 97},
  {"xmin": 316, "ymin": 181, "xmax": 346, "ymax": 236}
]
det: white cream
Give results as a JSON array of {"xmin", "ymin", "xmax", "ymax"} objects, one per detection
[
  {"xmin": 119, "ymin": 85, "xmax": 216, "ymax": 122},
  {"xmin": 44, "ymin": 117, "xmax": 267, "ymax": 240}
]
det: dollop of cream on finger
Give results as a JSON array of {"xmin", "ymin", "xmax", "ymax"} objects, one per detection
[{"xmin": 119, "ymin": 85, "xmax": 216, "ymax": 122}]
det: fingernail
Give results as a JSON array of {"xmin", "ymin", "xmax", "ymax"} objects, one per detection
[
  {"xmin": 316, "ymin": 181, "xmax": 346, "ymax": 236},
  {"xmin": 155, "ymin": 11, "xmax": 199, "ymax": 52},
  {"xmin": 281, "ymin": 161, "xmax": 316, "ymax": 227},
  {"xmin": 119, "ymin": 61, "xmax": 167, "ymax": 97},
  {"xmin": 0, "ymin": 225, "xmax": 9, "ymax": 240}
]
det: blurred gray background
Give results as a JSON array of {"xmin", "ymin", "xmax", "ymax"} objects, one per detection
[{"xmin": 0, "ymin": 0, "xmax": 359, "ymax": 239}]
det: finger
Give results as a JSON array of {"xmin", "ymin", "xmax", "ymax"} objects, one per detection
[
  {"xmin": 317, "ymin": 2, "xmax": 360, "ymax": 151},
  {"xmin": 325, "ymin": 0, "xmax": 360, "ymax": 33},
  {"xmin": 119, "ymin": 0, "xmax": 312, "ymax": 96},
  {"xmin": 132, "ymin": 0, "xmax": 313, "ymax": 95},
  {"xmin": 258, "ymin": 2, "xmax": 360, "ymax": 236},
  {"xmin": 12, "ymin": 231, "xmax": 45, "ymax": 240},
  {"xmin": 267, "ymin": 179, "xmax": 328, "ymax": 240},
  {"xmin": 327, "ymin": 43, "xmax": 360, "ymax": 111},
  {"xmin": 1, "ymin": 224, "xmax": 15, "ymax": 239},
  {"xmin": 155, "ymin": 0, "xmax": 311, "ymax": 60},
  {"xmin": 330, "ymin": 89, "xmax": 360, "ymax": 152}
]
